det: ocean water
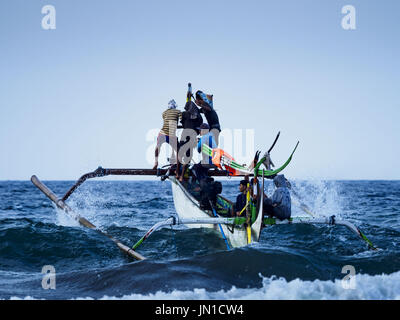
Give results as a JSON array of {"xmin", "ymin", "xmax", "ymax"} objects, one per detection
[{"xmin": 0, "ymin": 179, "xmax": 399, "ymax": 300}]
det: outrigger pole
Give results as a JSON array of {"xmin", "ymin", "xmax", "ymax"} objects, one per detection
[
  {"xmin": 31, "ymin": 175, "xmax": 145, "ymax": 260},
  {"xmin": 131, "ymin": 215, "xmax": 377, "ymax": 251},
  {"xmin": 61, "ymin": 167, "xmax": 251, "ymax": 202}
]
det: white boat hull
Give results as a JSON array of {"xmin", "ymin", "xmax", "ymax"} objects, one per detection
[{"xmin": 170, "ymin": 177, "xmax": 249, "ymax": 248}]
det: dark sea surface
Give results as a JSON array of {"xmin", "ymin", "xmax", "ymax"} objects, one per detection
[{"xmin": 0, "ymin": 179, "xmax": 399, "ymax": 300}]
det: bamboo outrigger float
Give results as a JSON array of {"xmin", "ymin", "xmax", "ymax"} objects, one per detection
[{"xmin": 31, "ymin": 175, "xmax": 145, "ymax": 260}]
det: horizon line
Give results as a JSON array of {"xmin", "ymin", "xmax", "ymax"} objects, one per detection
[{"xmin": 1, "ymin": 178, "xmax": 400, "ymax": 182}]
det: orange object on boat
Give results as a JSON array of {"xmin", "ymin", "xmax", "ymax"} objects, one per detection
[{"xmin": 211, "ymin": 148, "xmax": 241, "ymax": 176}]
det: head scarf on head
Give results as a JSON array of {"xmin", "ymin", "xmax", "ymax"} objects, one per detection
[
  {"xmin": 273, "ymin": 174, "xmax": 287, "ymax": 188},
  {"xmin": 168, "ymin": 99, "xmax": 178, "ymax": 109}
]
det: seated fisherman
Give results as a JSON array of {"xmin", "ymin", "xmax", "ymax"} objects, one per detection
[
  {"xmin": 198, "ymin": 177, "xmax": 223, "ymax": 210},
  {"xmin": 263, "ymin": 174, "xmax": 291, "ymax": 220},
  {"xmin": 235, "ymin": 180, "xmax": 248, "ymax": 217}
]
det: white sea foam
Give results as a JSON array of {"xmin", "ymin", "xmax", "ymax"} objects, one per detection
[
  {"xmin": 79, "ymin": 271, "xmax": 399, "ymax": 300},
  {"xmin": 289, "ymin": 179, "xmax": 343, "ymax": 218},
  {"xmin": 54, "ymin": 205, "xmax": 80, "ymax": 227},
  {"xmin": 53, "ymin": 189, "xmax": 108, "ymax": 228},
  {"xmin": 11, "ymin": 272, "xmax": 399, "ymax": 300},
  {"xmin": 8, "ymin": 296, "xmax": 41, "ymax": 300}
]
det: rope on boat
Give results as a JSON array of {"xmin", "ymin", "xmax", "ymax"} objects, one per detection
[{"xmin": 209, "ymin": 200, "xmax": 231, "ymax": 250}]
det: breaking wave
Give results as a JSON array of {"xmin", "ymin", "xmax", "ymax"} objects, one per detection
[
  {"xmin": 9, "ymin": 271, "xmax": 399, "ymax": 300},
  {"xmin": 94, "ymin": 271, "xmax": 400, "ymax": 300}
]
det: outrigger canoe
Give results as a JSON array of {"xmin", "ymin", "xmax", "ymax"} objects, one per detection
[
  {"xmin": 30, "ymin": 134, "xmax": 377, "ymax": 260},
  {"xmin": 31, "ymin": 166, "xmax": 377, "ymax": 261},
  {"xmin": 29, "ymin": 80, "xmax": 378, "ymax": 259}
]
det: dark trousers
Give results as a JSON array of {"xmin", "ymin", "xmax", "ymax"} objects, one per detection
[
  {"xmin": 263, "ymin": 198, "xmax": 287, "ymax": 220},
  {"xmin": 263, "ymin": 198, "xmax": 275, "ymax": 217}
]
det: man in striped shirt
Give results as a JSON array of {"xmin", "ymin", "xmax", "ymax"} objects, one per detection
[{"xmin": 153, "ymin": 99, "xmax": 182, "ymax": 170}]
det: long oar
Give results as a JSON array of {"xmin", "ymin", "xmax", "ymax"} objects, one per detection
[{"xmin": 31, "ymin": 175, "xmax": 145, "ymax": 260}]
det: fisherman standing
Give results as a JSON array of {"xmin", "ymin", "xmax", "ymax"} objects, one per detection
[
  {"xmin": 177, "ymin": 100, "xmax": 203, "ymax": 182},
  {"xmin": 153, "ymin": 99, "xmax": 182, "ymax": 171},
  {"xmin": 263, "ymin": 174, "xmax": 291, "ymax": 220},
  {"xmin": 194, "ymin": 90, "xmax": 221, "ymax": 146},
  {"xmin": 190, "ymin": 123, "xmax": 217, "ymax": 183}
]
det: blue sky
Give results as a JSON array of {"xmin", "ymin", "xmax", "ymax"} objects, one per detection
[{"xmin": 0, "ymin": 0, "xmax": 399, "ymax": 180}]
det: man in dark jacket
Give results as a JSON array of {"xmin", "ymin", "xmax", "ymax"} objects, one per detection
[
  {"xmin": 263, "ymin": 174, "xmax": 291, "ymax": 220},
  {"xmin": 177, "ymin": 101, "xmax": 203, "ymax": 181},
  {"xmin": 195, "ymin": 90, "xmax": 221, "ymax": 145},
  {"xmin": 235, "ymin": 180, "xmax": 248, "ymax": 217}
]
